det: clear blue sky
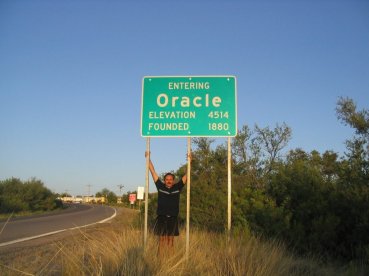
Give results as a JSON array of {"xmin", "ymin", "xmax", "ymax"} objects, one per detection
[{"xmin": 1, "ymin": 0, "xmax": 368, "ymax": 196}]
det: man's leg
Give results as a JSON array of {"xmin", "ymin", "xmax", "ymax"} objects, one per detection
[
  {"xmin": 159, "ymin": 235, "xmax": 166, "ymax": 255},
  {"xmin": 166, "ymin": 235, "xmax": 173, "ymax": 247}
]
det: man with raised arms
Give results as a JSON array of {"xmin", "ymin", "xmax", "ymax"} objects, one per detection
[{"xmin": 145, "ymin": 151, "xmax": 191, "ymax": 253}]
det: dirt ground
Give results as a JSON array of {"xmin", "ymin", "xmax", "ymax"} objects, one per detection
[{"xmin": 0, "ymin": 207, "xmax": 141, "ymax": 275}]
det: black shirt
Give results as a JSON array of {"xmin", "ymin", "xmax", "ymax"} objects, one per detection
[{"xmin": 155, "ymin": 179, "xmax": 184, "ymax": 216}]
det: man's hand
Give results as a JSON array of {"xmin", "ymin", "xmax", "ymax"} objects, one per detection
[{"xmin": 145, "ymin": 151, "xmax": 150, "ymax": 158}]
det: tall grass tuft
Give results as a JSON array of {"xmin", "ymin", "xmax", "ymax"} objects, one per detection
[{"xmin": 51, "ymin": 227, "xmax": 333, "ymax": 275}]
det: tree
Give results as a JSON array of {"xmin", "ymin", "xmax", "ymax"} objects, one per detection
[
  {"xmin": 232, "ymin": 125, "xmax": 251, "ymax": 166},
  {"xmin": 96, "ymin": 188, "xmax": 117, "ymax": 204},
  {"xmin": 192, "ymin": 137, "xmax": 215, "ymax": 175},
  {"xmin": 336, "ymin": 97, "xmax": 369, "ymax": 187},
  {"xmin": 336, "ymin": 97, "xmax": 369, "ymax": 140},
  {"xmin": 231, "ymin": 125, "xmax": 264, "ymax": 189},
  {"xmin": 255, "ymin": 122, "xmax": 292, "ymax": 173}
]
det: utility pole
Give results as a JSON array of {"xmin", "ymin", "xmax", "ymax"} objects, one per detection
[
  {"xmin": 87, "ymin": 184, "xmax": 92, "ymax": 196},
  {"xmin": 117, "ymin": 184, "xmax": 124, "ymax": 195}
]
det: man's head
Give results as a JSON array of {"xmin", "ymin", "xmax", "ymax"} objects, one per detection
[{"xmin": 164, "ymin": 173, "xmax": 175, "ymax": 187}]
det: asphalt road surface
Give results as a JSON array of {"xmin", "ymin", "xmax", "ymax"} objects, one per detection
[{"xmin": 0, "ymin": 204, "xmax": 116, "ymax": 246}]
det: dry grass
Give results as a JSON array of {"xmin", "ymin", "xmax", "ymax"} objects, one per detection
[{"xmin": 0, "ymin": 208, "xmax": 367, "ymax": 275}]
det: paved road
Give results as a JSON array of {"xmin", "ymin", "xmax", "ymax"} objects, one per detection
[{"xmin": 0, "ymin": 204, "xmax": 116, "ymax": 246}]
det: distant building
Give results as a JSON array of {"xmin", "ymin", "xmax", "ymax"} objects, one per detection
[{"xmin": 58, "ymin": 196, "xmax": 106, "ymax": 204}]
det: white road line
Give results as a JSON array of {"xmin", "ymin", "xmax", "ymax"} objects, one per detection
[{"xmin": 0, "ymin": 207, "xmax": 117, "ymax": 247}]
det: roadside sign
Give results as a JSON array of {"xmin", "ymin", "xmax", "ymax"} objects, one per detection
[
  {"xmin": 137, "ymin": 187, "xmax": 144, "ymax": 200},
  {"xmin": 129, "ymin": 193, "xmax": 136, "ymax": 204},
  {"xmin": 141, "ymin": 76, "xmax": 237, "ymax": 137}
]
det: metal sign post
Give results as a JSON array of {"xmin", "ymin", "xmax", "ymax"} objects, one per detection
[
  {"xmin": 186, "ymin": 137, "xmax": 191, "ymax": 259},
  {"xmin": 144, "ymin": 137, "xmax": 150, "ymax": 248},
  {"xmin": 227, "ymin": 137, "xmax": 232, "ymax": 234}
]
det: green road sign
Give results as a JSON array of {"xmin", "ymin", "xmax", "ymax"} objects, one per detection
[{"xmin": 141, "ymin": 76, "xmax": 237, "ymax": 137}]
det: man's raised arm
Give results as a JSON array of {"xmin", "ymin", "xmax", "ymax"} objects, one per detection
[{"xmin": 145, "ymin": 151, "xmax": 159, "ymax": 182}]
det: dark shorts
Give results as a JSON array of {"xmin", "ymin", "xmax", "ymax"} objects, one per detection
[{"xmin": 153, "ymin": 215, "xmax": 179, "ymax": 236}]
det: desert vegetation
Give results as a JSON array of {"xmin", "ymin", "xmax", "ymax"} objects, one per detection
[
  {"xmin": 0, "ymin": 178, "xmax": 62, "ymax": 216},
  {"xmin": 1, "ymin": 212, "xmax": 365, "ymax": 276}
]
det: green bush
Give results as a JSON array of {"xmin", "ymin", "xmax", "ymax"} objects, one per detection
[{"xmin": 0, "ymin": 177, "xmax": 60, "ymax": 214}]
